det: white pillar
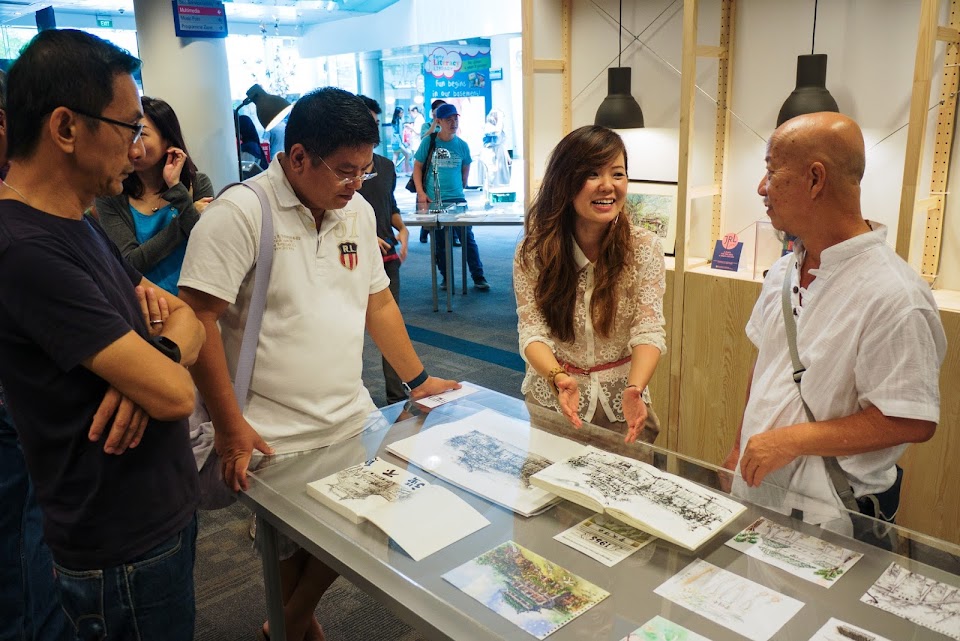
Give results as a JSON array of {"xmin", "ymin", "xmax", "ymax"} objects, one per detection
[{"xmin": 133, "ymin": 0, "xmax": 237, "ymax": 192}]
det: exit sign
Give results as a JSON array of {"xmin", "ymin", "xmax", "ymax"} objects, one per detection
[{"xmin": 97, "ymin": 17, "xmax": 113, "ymax": 28}]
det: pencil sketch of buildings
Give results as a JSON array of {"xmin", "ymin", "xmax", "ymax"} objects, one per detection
[
  {"xmin": 325, "ymin": 466, "xmax": 412, "ymax": 503},
  {"xmin": 564, "ymin": 450, "xmax": 734, "ymax": 531},
  {"xmin": 727, "ymin": 518, "xmax": 862, "ymax": 586},
  {"xmin": 445, "ymin": 430, "xmax": 552, "ymax": 488},
  {"xmin": 861, "ymin": 563, "xmax": 960, "ymax": 639}
]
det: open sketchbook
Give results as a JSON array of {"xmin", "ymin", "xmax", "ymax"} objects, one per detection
[
  {"xmin": 386, "ymin": 409, "xmax": 586, "ymax": 516},
  {"xmin": 530, "ymin": 446, "xmax": 746, "ymax": 550},
  {"xmin": 306, "ymin": 457, "xmax": 489, "ymax": 561}
]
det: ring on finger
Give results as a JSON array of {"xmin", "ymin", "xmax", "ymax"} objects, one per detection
[{"xmin": 150, "ymin": 319, "xmax": 164, "ymax": 325}]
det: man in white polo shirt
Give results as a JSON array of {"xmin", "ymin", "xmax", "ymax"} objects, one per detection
[
  {"xmin": 722, "ymin": 112, "xmax": 945, "ymax": 539},
  {"xmin": 179, "ymin": 87, "xmax": 457, "ymax": 640}
]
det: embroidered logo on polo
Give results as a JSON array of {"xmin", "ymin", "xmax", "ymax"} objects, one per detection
[
  {"xmin": 274, "ymin": 234, "xmax": 301, "ymax": 251},
  {"xmin": 339, "ymin": 241, "xmax": 358, "ymax": 270}
]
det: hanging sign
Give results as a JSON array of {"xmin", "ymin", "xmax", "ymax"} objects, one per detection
[
  {"xmin": 423, "ymin": 41, "xmax": 492, "ymax": 103},
  {"xmin": 172, "ymin": 0, "xmax": 228, "ymax": 38}
]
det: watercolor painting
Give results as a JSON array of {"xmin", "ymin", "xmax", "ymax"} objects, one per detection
[
  {"xmin": 620, "ymin": 615, "xmax": 711, "ymax": 640},
  {"xmin": 625, "ymin": 181, "xmax": 678, "ymax": 255},
  {"xmin": 443, "ymin": 540, "xmax": 609, "ymax": 639}
]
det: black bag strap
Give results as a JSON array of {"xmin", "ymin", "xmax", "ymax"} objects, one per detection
[{"xmin": 420, "ymin": 132, "xmax": 438, "ymax": 183}]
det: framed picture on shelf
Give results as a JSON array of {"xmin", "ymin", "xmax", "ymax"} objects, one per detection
[{"xmin": 624, "ymin": 180, "xmax": 678, "ymax": 256}]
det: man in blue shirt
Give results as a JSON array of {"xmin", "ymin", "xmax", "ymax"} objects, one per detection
[{"xmin": 412, "ymin": 103, "xmax": 489, "ymax": 290}]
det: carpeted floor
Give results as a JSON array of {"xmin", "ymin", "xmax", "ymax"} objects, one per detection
[{"xmin": 194, "ymin": 189, "xmax": 526, "ymax": 640}]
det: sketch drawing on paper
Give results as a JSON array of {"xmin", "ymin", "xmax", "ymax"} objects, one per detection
[
  {"xmin": 445, "ymin": 430, "xmax": 551, "ymax": 488},
  {"xmin": 808, "ymin": 617, "xmax": 892, "ymax": 641},
  {"xmin": 654, "ymin": 559, "xmax": 803, "ymax": 641},
  {"xmin": 443, "ymin": 540, "xmax": 609, "ymax": 640},
  {"xmin": 726, "ymin": 517, "xmax": 863, "ymax": 586},
  {"xmin": 324, "ymin": 465, "xmax": 415, "ymax": 504},
  {"xmin": 620, "ymin": 615, "xmax": 711, "ymax": 641},
  {"xmin": 860, "ymin": 562, "xmax": 960, "ymax": 639},
  {"xmin": 564, "ymin": 450, "xmax": 734, "ymax": 531},
  {"xmin": 625, "ymin": 193, "xmax": 671, "ymax": 239}
]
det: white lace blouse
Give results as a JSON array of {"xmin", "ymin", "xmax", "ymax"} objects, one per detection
[{"xmin": 514, "ymin": 226, "xmax": 667, "ymax": 423}]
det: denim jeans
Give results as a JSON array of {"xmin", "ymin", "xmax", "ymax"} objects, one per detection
[
  {"xmin": 0, "ymin": 389, "xmax": 71, "ymax": 641},
  {"xmin": 53, "ymin": 515, "xmax": 198, "ymax": 641}
]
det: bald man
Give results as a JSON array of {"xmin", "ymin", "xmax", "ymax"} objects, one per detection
[{"xmin": 722, "ymin": 112, "xmax": 946, "ymax": 538}]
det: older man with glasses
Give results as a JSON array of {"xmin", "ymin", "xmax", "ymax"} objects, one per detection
[
  {"xmin": 0, "ymin": 30, "xmax": 205, "ymax": 639},
  {"xmin": 179, "ymin": 86, "xmax": 458, "ymax": 641}
]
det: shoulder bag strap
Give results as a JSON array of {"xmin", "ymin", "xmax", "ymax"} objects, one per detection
[
  {"xmin": 231, "ymin": 180, "xmax": 274, "ymax": 409},
  {"xmin": 420, "ymin": 133, "xmax": 438, "ymax": 181},
  {"xmin": 781, "ymin": 254, "xmax": 858, "ymax": 511}
]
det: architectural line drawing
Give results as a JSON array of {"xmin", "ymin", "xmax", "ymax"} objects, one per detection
[
  {"xmin": 445, "ymin": 430, "xmax": 551, "ymax": 488},
  {"xmin": 324, "ymin": 465, "xmax": 415, "ymax": 503},
  {"xmin": 563, "ymin": 450, "xmax": 735, "ymax": 531},
  {"xmin": 727, "ymin": 517, "xmax": 863, "ymax": 587},
  {"xmin": 860, "ymin": 562, "xmax": 960, "ymax": 640}
]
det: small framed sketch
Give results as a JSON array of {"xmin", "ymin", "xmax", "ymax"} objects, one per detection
[{"xmin": 625, "ymin": 180, "xmax": 678, "ymax": 256}]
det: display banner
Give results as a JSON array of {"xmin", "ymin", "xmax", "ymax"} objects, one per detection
[
  {"xmin": 423, "ymin": 40, "xmax": 492, "ymax": 110},
  {"xmin": 172, "ymin": 0, "xmax": 228, "ymax": 38}
]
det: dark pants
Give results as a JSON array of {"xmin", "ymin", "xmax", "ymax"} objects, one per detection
[
  {"xmin": 436, "ymin": 224, "xmax": 484, "ymax": 281},
  {"xmin": 53, "ymin": 516, "xmax": 198, "ymax": 641},
  {"xmin": 0, "ymin": 388, "xmax": 71, "ymax": 641},
  {"xmin": 382, "ymin": 258, "xmax": 405, "ymax": 404}
]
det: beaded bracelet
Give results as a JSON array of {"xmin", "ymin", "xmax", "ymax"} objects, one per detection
[{"xmin": 546, "ymin": 365, "xmax": 567, "ymax": 395}]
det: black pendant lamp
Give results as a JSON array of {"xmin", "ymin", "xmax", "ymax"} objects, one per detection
[
  {"xmin": 776, "ymin": 0, "xmax": 839, "ymax": 126},
  {"xmin": 595, "ymin": 0, "xmax": 644, "ymax": 129}
]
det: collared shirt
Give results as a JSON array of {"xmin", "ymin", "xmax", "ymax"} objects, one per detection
[
  {"xmin": 179, "ymin": 157, "xmax": 390, "ymax": 454},
  {"xmin": 733, "ymin": 222, "xmax": 946, "ymax": 531},
  {"xmin": 514, "ymin": 226, "xmax": 667, "ymax": 423}
]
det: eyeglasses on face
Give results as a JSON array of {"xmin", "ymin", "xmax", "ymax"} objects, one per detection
[
  {"xmin": 67, "ymin": 106, "xmax": 144, "ymax": 144},
  {"xmin": 317, "ymin": 155, "xmax": 377, "ymax": 186}
]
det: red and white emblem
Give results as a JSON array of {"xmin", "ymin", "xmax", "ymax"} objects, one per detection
[{"xmin": 339, "ymin": 241, "xmax": 358, "ymax": 270}]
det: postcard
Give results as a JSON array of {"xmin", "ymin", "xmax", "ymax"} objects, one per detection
[
  {"xmin": 861, "ymin": 562, "xmax": 960, "ymax": 639},
  {"xmin": 654, "ymin": 559, "xmax": 804, "ymax": 641},
  {"xmin": 725, "ymin": 517, "xmax": 863, "ymax": 587},
  {"xmin": 554, "ymin": 513, "xmax": 654, "ymax": 567},
  {"xmin": 415, "ymin": 382, "xmax": 479, "ymax": 408},
  {"xmin": 443, "ymin": 540, "xmax": 609, "ymax": 639},
  {"xmin": 619, "ymin": 615, "xmax": 711, "ymax": 641},
  {"xmin": 808, "ymin": 617, "xmax": 892, "ymax": 641}
]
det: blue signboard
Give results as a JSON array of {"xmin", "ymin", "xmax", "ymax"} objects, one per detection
[
  {"xmin": 422, "ymin": 40, "xmax": 492, "ymax": 111},
  {"xmin": 172, "ymin": 0, "xmax": 228, "ymax": 38}
]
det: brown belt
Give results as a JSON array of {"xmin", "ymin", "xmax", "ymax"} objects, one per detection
[{"xmin": 557, "ymin": 355, "xmax": 631, "ymax": 375}]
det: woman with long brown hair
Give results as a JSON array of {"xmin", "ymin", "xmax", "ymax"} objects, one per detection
[{"xmin": 514, "ymin": 125, "xmax": 666, "ymax": 443}]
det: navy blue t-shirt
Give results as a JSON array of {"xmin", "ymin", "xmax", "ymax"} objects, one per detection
[{"xmin": 0, "ymin": 201, "xmax": 199, "ymax": 570}]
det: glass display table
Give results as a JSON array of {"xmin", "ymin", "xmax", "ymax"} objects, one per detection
[{"xmin": 241, "ymin": 386, "xmax": 960, "ymax": 641}]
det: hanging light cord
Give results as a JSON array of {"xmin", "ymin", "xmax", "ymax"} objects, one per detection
[
  {"xmin": 811, "ymin": 0, "xmax": 818, "ymax": 55},
  {"xmin": 619, "ymin": 0, "xmax": 623, "ymax": 66}
]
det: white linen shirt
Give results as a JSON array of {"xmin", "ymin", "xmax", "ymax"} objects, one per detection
[
  {"xmin": 514, "ymin": 226, "xmax": 667, "ymax": 423},
  {"xmin": 732, "ymin": 222, "xmax": 946, "ymax": 533},
  {"xmin": 179, "ymin": 157, "xmax": 390, "ymax": 454}
]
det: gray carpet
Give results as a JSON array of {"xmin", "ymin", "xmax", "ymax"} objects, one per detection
[{"xmin": 194, "ymin": 189, "xmax": 525, "ymax": 640}]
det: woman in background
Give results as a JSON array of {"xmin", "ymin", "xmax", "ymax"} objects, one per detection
[
  {"xmin": 514, "ymin": 125, "xmax": 666, "ymax": 444},
  {"xmin": 97, "ymin": 96, "xmax": 213, "ymax": 295},
  {"xmin": 238, "ymin": 114, "xmax": 268, "ymax": 170}
]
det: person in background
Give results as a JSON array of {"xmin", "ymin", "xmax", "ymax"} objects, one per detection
[
  {"xmin": 0, "ymin": 28, "xmax": 205, "ymax": 639},
  {"xmin": 359, "ymin": 95, "xmax": 410, "ymax": 405},
  {"xmin": 389, "ymin": 105, "xmax": 411, "ymax": 175},
  {"xmin": 96, "ymin": 96, "xmax": 213, "ymax": 295},
  {"xmin": 413, "ymin": 103, "xmax": 488, "ymax": 291},
  {"xmin": 0, "ymin": 66, "xmax": 72, "ymax": 641},
  {"xmin": 514, "ymin": 125, "xmax": 666, "ymax": 445},
  {"xmin": 420, "ymin": 98, "xmax": 446, "ymax": 139},
  {"xmin": 481, "ymin": 108, "xmax": 511, "ymax": 188},
  {"xmin": 409, "ymin": 104, "xmax": 425, "ymax": 136},
  {"xmin": 238, "ymin": 114, "xmax": 268, "ymax": 170}
]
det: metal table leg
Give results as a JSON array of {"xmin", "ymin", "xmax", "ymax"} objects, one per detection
[
  {"xmin": 445, "ymin": 225, "xmax": 453, "ymax": 312},
  {"xmin": 429, "ymin": 225, "xmax": 438, "ymax": 312},
  {"xmin": 258, "ymin": 517, "xmax": 287, "ymax": 641},
  {"xmin": 460, "ymin": 226, "xmax": 468, "ymax": 295}
]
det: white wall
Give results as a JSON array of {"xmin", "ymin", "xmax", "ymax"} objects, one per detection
[
  {"xmin": 530, "ymin": 0, "xmax": 959, "ymax": 288},
  {"xmin": 299, "ymin": 0, "xmax": 521, "ymax": 58}
]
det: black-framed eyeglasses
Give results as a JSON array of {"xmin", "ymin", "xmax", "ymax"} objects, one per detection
[
  {"xmin": 317, "ymin": 155, "xmax": 377, "ymax": 186},
  {"xmin": 67, "ymin": 107, "xmax": 144, "ymax": 144}
]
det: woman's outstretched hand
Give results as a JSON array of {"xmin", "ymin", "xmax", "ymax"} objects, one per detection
[{"xmin": 555, "ymin": 374, "xmax": 582, "ymax": 429}]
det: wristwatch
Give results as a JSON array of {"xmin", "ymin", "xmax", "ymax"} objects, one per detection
[
  {"xmin": 402, "ymin": 369, "xmax": 429, "ymax": 394},
  {"xmin": 149, "ymin": 335, "xmax": 181, "ymax": 364}
]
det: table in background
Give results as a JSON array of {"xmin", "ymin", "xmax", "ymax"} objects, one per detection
[
  {"xmin": 399, "ymin": 210, "xmax": 440, "ymax": 311},
  {"xmin": 240, "ymin": 387, "xmax": 960, "ymax": 641},
  {"xmin": 438, "ymin": 203, "xmax": 524, "ymax": 310}
]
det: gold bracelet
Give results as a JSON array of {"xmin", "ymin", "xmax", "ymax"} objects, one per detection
[{"xmin": 546, "ymin": 365, "xmax": 567, "ymax": 395}]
